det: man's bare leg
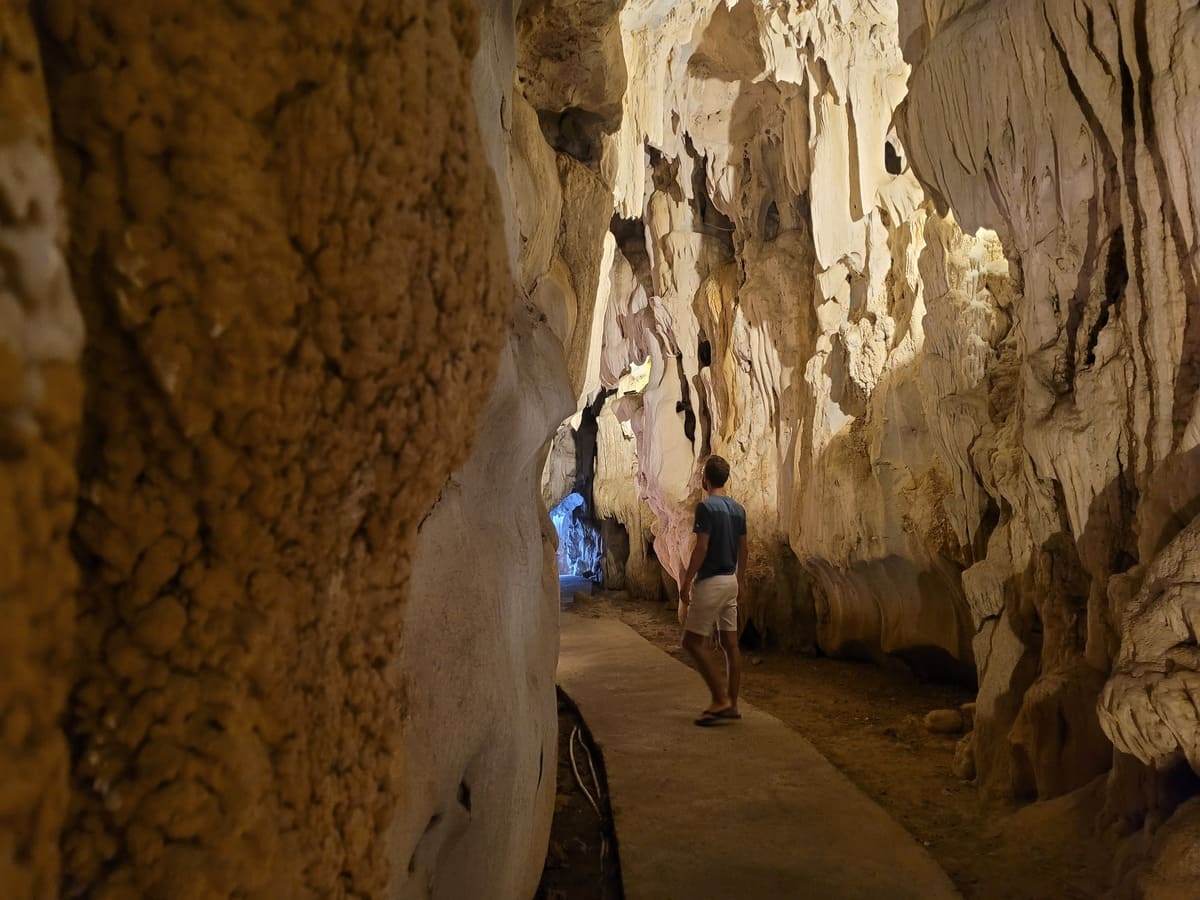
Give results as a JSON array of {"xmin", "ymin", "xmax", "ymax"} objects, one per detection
[
  {"xmin": 718, "ymin": 630, "xmax": 741, "ymax": 714},
  {"xmin": 681, "ymin": 630, "xmax": 731, "ymax": 712}
]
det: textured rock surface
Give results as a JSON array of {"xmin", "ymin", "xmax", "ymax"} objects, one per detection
[
  {"xmin": 392, "ymin": 0, "xmax": 604, "ymax": 895},
  {"xmin": 898, "ymin": 0, "xmax": 1200, "ymax": 817},
  {"xmin": 541, "ymin": 0, "xmax": 1200, "ymax": 876},
  {"xmin": 1100, "ymin": 517, "xmax": 1200, "ymax": 774},
  {"xmin": 395, "ymin": 313, "xmax": 567, "ymax": 899},
  {"xmin": 542, "ymin": 0, "xmax": 990, "ymax": 677},
  {"xmin": 38, "ymin": 2, "xmax": 510, "ymax": 896},
  {"xmin": 1113, "ymin": 797, "xmax": 1200, "ymax": 900},
  {"xmin": 550, "ymin": 492, "xmax": 603, "ymax": 576},
  {"xmin": 0, "ymin": 7, "xmax": 84, "ymax": 896}
]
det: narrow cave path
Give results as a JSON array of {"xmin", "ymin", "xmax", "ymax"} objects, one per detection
[{"xmin": 558, "ymin": 613, "xmax": 961, "ymax": 900}]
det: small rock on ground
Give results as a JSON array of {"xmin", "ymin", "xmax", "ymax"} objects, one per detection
[{"xmin": 924, "ymin": 709, "xmax": 964, "ymax": 734}]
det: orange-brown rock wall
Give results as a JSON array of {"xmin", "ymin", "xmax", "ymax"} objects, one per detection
[
  {"xmin": 0, "ymin": 5, "xmax": 84, "ymax": 897},
  {"xmin": 35, "ymin": 2, "xmax": 509, "ymax": 896}
]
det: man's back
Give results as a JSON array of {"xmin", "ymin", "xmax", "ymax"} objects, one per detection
[{"xmin": 694, "ymin": 494, "xmax": 746, "ymax": 580}]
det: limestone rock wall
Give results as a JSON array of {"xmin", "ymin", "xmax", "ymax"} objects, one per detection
[
  {"xmin": 395, "ymin": 0, "xmax": 624, "ymax": 894},
  {"xmin": 564, "ymin": 0, "xmax": 991, "ymax": 675},
  {"xmin": 548, "ymin": 0, "xmax": 1200, "ymax": 858},
  {"xmin": 0, "ymin": 6, "xmax": 84, "ymax": 896},
  {"xmin": 4, "ymin": 0, "xmax": 1198, "ymax": 894},
  {"xmin": 897, "ymin": 0, "xmax": 1200, "ymax": 819},
  {"xmin": 33, "ymin": 2, "xmax": 510, "ymax": 896},
  {"xmin": 395, "ymin": 312, "xmax": 568, "ymax": 899}
]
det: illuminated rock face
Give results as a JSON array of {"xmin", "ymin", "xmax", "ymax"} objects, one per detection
[
  {"xmin": 897, "ymin": 0, "xmax": 1200, "ymax": 823},
  {"xmin": 569, "ymin": 0, "xmax": 992, "ymax": 678},
  {"xmin": 547, "ymin": 0, "xmax": 1200, "ymax": 877},
  {"xmin": 551, "ymin": 493, "xmax": 604, "ymax": 577}
]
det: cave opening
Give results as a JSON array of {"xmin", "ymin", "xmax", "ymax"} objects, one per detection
[{"xmin": 549, "ymin": 491, "xmax": 604, "ymax": 581}]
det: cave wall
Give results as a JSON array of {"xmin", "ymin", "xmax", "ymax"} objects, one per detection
[
  {"xmin": 0, "ymin": 0, "xmax": 615, "ymax": 894},
  {"xmin": 569, "ymin": 0, "xmax": 990, "ymax": 674},
  {"xmin": 33, "ymin": 1, "xmax": 511, "ymax": 896},
  {"xmin": 551, "ymin": 0, "xmax": 1200, "ymax": 859},
  {"xmin": 0, "ymin": 6, "xmax": 84, "ymax": 895},
  {"xmin": 897, "ymin": 0, "xmax": 1200, "ymax": 819},
  {"xmin": 395, "ymin": 0, "xmax": 624, "ymax": 894},
  {"xmin": 3, "ymin": 0, "xmax": 1196, "ymax": 895}
]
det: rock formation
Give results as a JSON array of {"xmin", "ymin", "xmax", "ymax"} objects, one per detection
[
  {"xmin": 27, "ymin": 1, "xmax": 513, "ymax": 896},
  {"xmin": 554, "ymin": 0, "xmax": 993, "ymax": 676},
  {"xmin": 897, "ymin": 0, "xmax": 1200, "ymax": 833},
  {"xmin": 541, "ymin": 0, "xmax": 1200, "ymax": 889}
]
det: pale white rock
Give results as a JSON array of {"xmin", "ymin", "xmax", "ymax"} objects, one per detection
[
  {"xmin": 896, "ymin": 0, "xmax": 1200, "ymax": 811},
  {"xmin": 488, "ymin": 0, "xmax": 1200, "ymax": 890},
  {"xmin": 396, "ymin": 311, "xmax": 571, "ymax": 900},
  {"xmin": 0, "ymin": 137, "xmax": 84, "ymax": 386},
  {"xmin": 1099, "ymin": 515, "xmax": 1200, "ymax": 773},
  {"xmin": 583, "ymin": 0, "xmax": 989, "ymax": 674},
  {"xmin": 393, "ymin": 3, "xmax": 577, "ymax": 896},
  {"xmin": 541, "ymin": 420, "xmax": 578, "ymax": 509},
  {"xmin": 594, "ymin": 398, "xmax": 664, "ymax": 599}
]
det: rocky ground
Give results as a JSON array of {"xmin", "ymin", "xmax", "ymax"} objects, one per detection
[{"xmin": 569, "ymin": 591, "xmax": 1117, "ymax": 900}]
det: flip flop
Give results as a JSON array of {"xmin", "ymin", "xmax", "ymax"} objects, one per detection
[
  {"xmin": 698, "ymin": 707, "xmax": 741, "ymax": 718},
  {"xmin": 694, "ymin": 709, "xmax": 741, "ymax": 726}
]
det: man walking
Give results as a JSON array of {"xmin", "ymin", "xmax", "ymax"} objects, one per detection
[{"xmin": 678, "ymin": 455, "xmax": 747, "ymax": 726}]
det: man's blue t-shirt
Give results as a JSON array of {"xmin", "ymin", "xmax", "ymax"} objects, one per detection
[{"xmin": 693, "ymin": 495, "xmax": 747, "ymax": 581}]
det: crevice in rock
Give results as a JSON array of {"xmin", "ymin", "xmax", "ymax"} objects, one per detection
[
  {"xmin": 674, "ymin": 356, "xmax": 697, "ymax": 444},
  {"xmin": 683, "ymin": 134, "xmax": 736, "ymax": 256},
  {"xmin": 610, "ymin": 213, "xmax": 653, "ymax": 296},
  {"xmin": 762, "ymin": 199, "xmax": 780, "ymax": 241},
  {"xmin": 884, "ymin": 140, "xmax": 904, "ymax": 176},
  {"xmin": 1083, "ymin": 226, "xmax": 1127, "ymax": 368},
  {"xmin": 537, "ymin": 106, "xmax": 608, "ymax": 165}
]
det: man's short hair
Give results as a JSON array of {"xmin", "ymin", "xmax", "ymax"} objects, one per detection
[{"xmin": 704, "ymin": 455, "xmax": 731, "ymax": 488}]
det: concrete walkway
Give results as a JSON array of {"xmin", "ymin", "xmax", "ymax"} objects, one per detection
[{"xmin": 558, "ymin": 614, "xmax": 961, "ymax": 900}]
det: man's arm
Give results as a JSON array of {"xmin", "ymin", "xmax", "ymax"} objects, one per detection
[
  {"xmin": 680, "ymin": 532, "xmax": 710, "ymax": 605},
  {"xmin": 736, "ymin": 534, "xmax": 749, "ymax": 598}
]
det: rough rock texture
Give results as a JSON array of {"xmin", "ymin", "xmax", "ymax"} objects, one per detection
[
  {"xmin": 0, "ymin": 6, "xmax": 84, "ymax": 896},
  {"xmin": 1100, "ymin": 517, "xmax": 1200, "ymax": 775},
  {"xmin": 550, "ymin": 492, "xmax": 603, "ymax": 576},
  {"xmin": 542, "ymin": 0, "xmax": 992, "ymax": 678},
  {"xmin": 37, "ymin": 2, "xmax": 509, "ymax": 896},
  {"xmin": 1112, "ymin": 797, "xmax": 1200, "ymax": 900},
  {"xmin": 391, "ymin": 0, "xmax": 606, "ymax": 895},
  {"xmin": 394, "ymin": 311, "xmax": 567, "ymax": 899},
  {"xmin": 897, "ymin": 0, "xmax": 1200, "ymax": 823}
]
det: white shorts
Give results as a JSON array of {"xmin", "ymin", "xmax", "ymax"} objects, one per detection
[{"xmin": 684, "ymin": 574, "xmax": 739, "ymax": 635}]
